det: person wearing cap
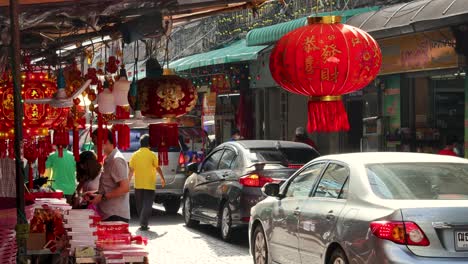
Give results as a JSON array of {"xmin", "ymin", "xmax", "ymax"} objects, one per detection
[{"xmin": 293, "ymin": 127, "xmax": 318, "ymax": 150}]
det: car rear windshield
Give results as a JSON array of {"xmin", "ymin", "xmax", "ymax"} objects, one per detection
[
  {"xmin": 249, "ymin": 148, "xmax": 319, "ymax": 165},
  {"xmin": 366, "ymin": 163, "xmax": 468, "ymax": 200}
]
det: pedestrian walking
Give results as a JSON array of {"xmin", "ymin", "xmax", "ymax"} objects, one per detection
[
  {"xmin": 129, "ymin": 134, "xmax": 166, "ymax": 231},
  {"xmin": 43, "ymin": 146, "xmax": 77, "ymax": 204},
  {"xmin": 86, "ymin": 129, "xmax": 130, "ymax": 223},
  {"xmin": 293, "ymin": 127, "xmax": 318, "ymax": 150}
]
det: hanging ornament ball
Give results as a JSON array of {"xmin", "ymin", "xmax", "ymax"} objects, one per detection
[{"xmin": 270, "ymin": 16, "xmax": 382, "ymax": 132}]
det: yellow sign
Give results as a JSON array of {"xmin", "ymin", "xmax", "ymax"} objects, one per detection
[{"xmin": 379, "ymin": 29, "xmax": 459, "ymax": 75}]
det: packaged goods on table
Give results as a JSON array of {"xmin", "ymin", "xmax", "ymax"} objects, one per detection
[{"xmin": 64, "ymin": 209, "xmax": 101, "ymax": 257}]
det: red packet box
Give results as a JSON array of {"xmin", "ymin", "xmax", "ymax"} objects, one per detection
[{"xmin": 97, "ymin": 221, "xmax": 129, "ymax": 235}]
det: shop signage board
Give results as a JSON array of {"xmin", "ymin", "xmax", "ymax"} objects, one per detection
[
  {"xmin": 202, "ymin": 92, "xmax": 217, "ymax": 116},
  {"xmin": 379, "ymin": 28, "xmax": 458, "ymax": 75}
]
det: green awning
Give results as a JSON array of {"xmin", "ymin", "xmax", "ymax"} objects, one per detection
[
  {"xmin": 169, "ymin": 39, "xmax": 267, "ymax": 72},
  {"xmin": 245, "ymin": 7, "xmax": 380, "ymax": 47}
]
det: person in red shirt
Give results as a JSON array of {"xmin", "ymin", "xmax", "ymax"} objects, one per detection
[
  {"xmin": 438, "ymin": 139, "xmax": 457, "ymax": 157},
  {"xmin": 293, "ymin": 127, "xmax": 318, "ymax": 150}
]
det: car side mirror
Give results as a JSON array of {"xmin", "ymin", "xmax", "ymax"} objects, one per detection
[
  {"xmin": 187, "ymin": 162, "xmax": 199, "ymax": 174},
  {"xmin": 262, "ymin": 183, "xmax": 281, "ymax": 197}
]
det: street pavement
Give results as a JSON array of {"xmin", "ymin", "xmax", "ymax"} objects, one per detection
[{"xmin": 129, "ymin": 204, "xmax": 252, "ymax": 264}]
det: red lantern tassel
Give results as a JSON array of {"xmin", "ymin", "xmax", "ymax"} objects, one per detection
[
  {"xmin": 158, "ymin": 144, "xmax": 169, "ymax": 166},
  {"xmin": 97, "ymin": 113, "xmax": 104, "ymax": 163},
  {"xmin": 307, "ymin": 98, "xmax": 350, "ymax": 133},
  {"xmin": 0, "ymin": 139, "xmax": 6, "ymax": 159},
  {"xmin": 73, "ymin": 128, "xmax": 79, "ymax": 162}
]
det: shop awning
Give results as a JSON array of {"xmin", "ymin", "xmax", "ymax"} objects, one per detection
[
  {"xmin": 245, "ymin": 7, "xmax": 379, "ymax": 46},
  {"xmin": 169, "ymin": 39, "xmax": 267, "ymax": 71},
  {"xmin": 346, "ymin": 0, "xmax": 468, "ymax": 39}
]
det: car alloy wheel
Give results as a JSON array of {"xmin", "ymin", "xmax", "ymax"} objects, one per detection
[
  {"xmin": 328, "ymin": 248, "xmax": 348, "ymax": 264},
  {"xmin": 253, "ymin": 226, "xmax": 268, "ymax": 264},
  {"xmin": 220, "ymin": 203, "xmax": 233, "ymax": 241},
  {"xmin": 183, "ymin": 194, "xmax": 199, "ymax": 227}
]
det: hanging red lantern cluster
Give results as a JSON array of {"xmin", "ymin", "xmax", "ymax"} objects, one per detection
[
  {"xmin": 24, "ymin": 139, "xmax": 38, "ymax": 189},
  {"xmin": 37, "ymin": 136, "xmax": 53, "ymax": 175},
  {"xmin": 53, "ymin": 126, "xmax": 69, "ymax": 158},
  {"xmin": 138, "ymin": 69, "xmax": 198, "ymax": 119},
  {"xmin": 149, "ymin": 123, "xmax": 179, "ymax": 166},
  {"xmin": 270, "ymin": 16, "xmax": 382, "ymax": 132}
]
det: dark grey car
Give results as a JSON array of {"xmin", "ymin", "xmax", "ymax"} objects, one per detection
[{"xmin": 183, "ymin": 140, "xmax": 319, "ymax": 241}]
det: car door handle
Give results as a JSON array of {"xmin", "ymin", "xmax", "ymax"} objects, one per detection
[
  {"xmin": 206, "ymin": 175, "xmax": 212, "ymax": 180},
  {"xmin": 326, "ymin": 210, "xmax": 335, "ymax": 221}
]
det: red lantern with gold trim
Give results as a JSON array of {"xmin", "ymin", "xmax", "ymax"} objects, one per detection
[
  {"xmin": 270, "ymin": 16, "xmax": 382, "ymax": 132},
  {"xmin": 138, "ymin": 69, "xmax": 197, "ymax": 118}
]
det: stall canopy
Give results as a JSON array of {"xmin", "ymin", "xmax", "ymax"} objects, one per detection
[
  {"xmin": 169, "ymin": 39, "xmax": 267, "ymax": 71},
  {"xmin": 245, "ymin": 6, "xmax": 379, "ymax": 47},
  {"xmin": 346, "ymin": 0, "xmax": 468, "ymax": 39}
]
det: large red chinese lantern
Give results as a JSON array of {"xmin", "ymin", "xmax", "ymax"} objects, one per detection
[
  {"xmin": 270, "ymin": 16, "xmax": 382, "ymax": 132},
  {"xmin": 138, "ymin": 69, "xmax": 197, "ymax": 164},
  {"xmin": 138, "ymin": 69, "xmax": 197, "ymax": 119}
]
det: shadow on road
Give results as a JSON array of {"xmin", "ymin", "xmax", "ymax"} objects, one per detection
[{"xmin": 130, "ymin": 205, "xmax": 251, "ymax": 258}]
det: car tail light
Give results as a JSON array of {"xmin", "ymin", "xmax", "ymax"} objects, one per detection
[
  {"xmin": 370, "ymin": 221, "xmax": 430, "ymax": 246},
  {"xmin": 288, "ymin": 164, "xmax": 303, "ymax": 169},
  {"xmin": 239, "ymin": 174, "xmax": 273, "ymax": 187},
  {"xmin": 178, "ymin": 152, "xmax": 185, "ymax": 166}
]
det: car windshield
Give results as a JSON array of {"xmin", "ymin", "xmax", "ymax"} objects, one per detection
[
  {"xmin": 249, "ymin": 148, "xmax": 319, "ymax": 165},
  {"xmin": 366, "ymin": 163, "xmax": 468, "ymax": 200}
]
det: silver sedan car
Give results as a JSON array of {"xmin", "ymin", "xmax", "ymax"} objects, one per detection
[{"xmin": 249, "ymin": 152, "xmax": 468, "ymax": 264}]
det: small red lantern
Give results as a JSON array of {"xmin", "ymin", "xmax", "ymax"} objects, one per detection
[
  {"xmin": 53, "ymin": 126, "xmax": 69, "ymax": 157},
  {"xmin": 138, "ymin": 69, "xmax": 197, "ymax": 118},
  {"xmin": 270, "ymin": 16, "xmax": 382, "ymax": 132},
  {"xmin": 149, "ymin": 123, "xmax": 179, "ymax": 166}
]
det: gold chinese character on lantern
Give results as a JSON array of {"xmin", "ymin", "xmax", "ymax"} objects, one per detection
[
  {"xmin": 322, "ymin": 44, "xmax": 342, "ymax": 63},
  {"xmin": 3, "ymin": 94, "xmax": 13, "ymax": 110},
  {"xmin": 321, "ymin": 67, "xmax": 338, "ymax": 82},
  {"xmin": 305, "ymin": 56, "xmax": 315, "ymax": 74},
  {"xmin": 31, "ymin": 104, "xmax": 39, "ymax": 119},
  {"xmin": 30, "ymin": 89, "xmax": 39, "ymax": 98},
  {"xmin": 157, "ymin": 83, "xmax": 185, "ymax": 111},
  {"xmin": 304, "ymin": 36, "xmax": 320, "ymax": 53}
]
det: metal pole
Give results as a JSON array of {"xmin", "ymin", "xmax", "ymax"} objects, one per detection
[{"xmin": 9, "ymin": 0, "xmax": 27, "ymax": 261}]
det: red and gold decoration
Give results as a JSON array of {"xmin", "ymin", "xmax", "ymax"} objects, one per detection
[
  {"xmin": 24, "ymin": 138, "xmax": 38, "ymax": 189},
  {"xmin": 270, "ymin": 16, "xmax": 382, "ymax": 132},
  {"xmin": 0, "ymin": 72, "xmax": 68, "ymax": 137},
  {"xmin": 53, "ymin": 125, "xmax": 69, "ymax": 158},
  {"xmin": 149, "ymin": 123, "xmax": 179, "ymax": 166},
  {"xmin": 138, "ymin": 69, "xmax": 197, "ymax": 119}
]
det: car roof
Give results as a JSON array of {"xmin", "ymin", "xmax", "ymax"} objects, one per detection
[
  {"xmin": 314, "ymin": 152, "xmax": 468, "ymax": 165},
  {"xmin": 225, "ymin": 140, "xmax": 314, "ymax": 149}
]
